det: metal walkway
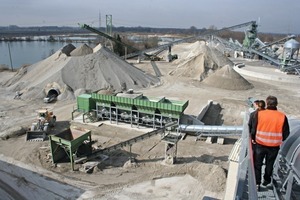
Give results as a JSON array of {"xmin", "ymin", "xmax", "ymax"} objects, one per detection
[{"xmin": 227, "ymin": 114, "xmax": 300, "ymax": 199}]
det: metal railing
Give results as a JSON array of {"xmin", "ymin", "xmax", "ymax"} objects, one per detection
[{"xmin": 234, "ymin": 112, "xmax": 258, "ymax": 199}]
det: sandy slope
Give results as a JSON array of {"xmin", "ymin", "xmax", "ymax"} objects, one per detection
[{"xmin": 2, "ymin": 44, "xmax": 159, "ymax": 102}]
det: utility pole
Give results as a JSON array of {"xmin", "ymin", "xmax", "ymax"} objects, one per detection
[
  {"xmin": 8, "ymin": 42, "xmax": 13, "ymax": 71},
  {"xmin": 99, "ymin": 10, "xmax": 101, "ymax": 30}
]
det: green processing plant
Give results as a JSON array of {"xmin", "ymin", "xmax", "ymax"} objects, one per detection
[{"xmin": 74, "ymin": 92, "xmax": 189, "ymax": 128}]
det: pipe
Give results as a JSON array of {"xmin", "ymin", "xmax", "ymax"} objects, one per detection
[
  {"xmin": 178, "ymin": 124, "xmax": 243, "ymax": 133},
  {"xmin": 44, "ymin": 88, "xmax": 60, "ymax": 103}
]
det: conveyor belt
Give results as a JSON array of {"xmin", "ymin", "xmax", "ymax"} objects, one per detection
[
  {"xmin": 100, "ymin": 122, "xmax": 177, "ymax": 153},
  {"xmin": 150, "ymin": 61, "xmax": 162, "ymax": 77},
  {"xmin": 119, "ymin": 21, "xmax": 255, "ymax": 59},
  {"xmin": 75, "ymin": 122, "xmax": 177, "ymax": 163},
  {"xmin": 101, "ymin": 127, "xmax": 165, "ymax": 153}
]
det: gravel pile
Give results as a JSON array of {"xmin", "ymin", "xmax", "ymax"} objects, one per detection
[
  {"xmin": 70, "ymin": 44, "xmax": 93, "ymax": 56},
  {"xmin": 62, "ymin": 45, "xmax": 159, "ymax": 93},
  {"xmin": 203, "ymin": 65, "xmax": 253, "ymax": 90},
  {"xmin": 170, "ymin": 41, "xmax": 252, "ymax": 90},
  {"xmin": 5, "ymin": 44, "xmax": 159, "ymax": 100}
]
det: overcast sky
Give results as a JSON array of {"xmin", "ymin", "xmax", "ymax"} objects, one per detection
[{"xmin": 1, "ymin": 0, "xmax": 299, "ymax": 34}]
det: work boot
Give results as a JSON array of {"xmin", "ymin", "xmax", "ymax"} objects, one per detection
[
  {"xmin": 256, "ymin": 184, "xmax": 261, "ymax": 191},
  {"xmin": 262, "ymin": 181, "xmax": 271, "ymax": 187}
]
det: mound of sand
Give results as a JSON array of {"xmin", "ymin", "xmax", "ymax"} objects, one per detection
[
  {"xmin": 202, "ymin": 65, "xmax": 253, "ymax": 90},
  {"xmin": 169, "ymin": 41, "xmax": 253, "ymax": 90},
  {"xmin": 4, "ymin": 44, "xmax": 159, "ymax": 100},
  {"xmin": 62, "ymin": 46, "xmax": 159, "ymax": 93},
  {"xmin": 70, "ymin": 44, "xmax": 93, "ymax": 56},
  {"xmin": 170, "ymin": 41, "xmax": 233, "ymax": 81}
]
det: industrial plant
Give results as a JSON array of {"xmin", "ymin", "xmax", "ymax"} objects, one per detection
[{"xmin": 0, "ymin": 18, "xmax": 300, "ymax": 200}]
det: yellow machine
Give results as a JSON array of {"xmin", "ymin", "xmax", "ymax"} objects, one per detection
[
  {"xmin": 30, "ymin": 109, "xmax": 56, "ymax": 132},
  {"xmin": 26, "ymin": 109, "xmax": 56, "ymax": 141}
]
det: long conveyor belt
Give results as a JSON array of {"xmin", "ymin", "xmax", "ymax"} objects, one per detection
[{"xmin": 75, "ymin": 122, "xmax": 177, "ymax": 163}]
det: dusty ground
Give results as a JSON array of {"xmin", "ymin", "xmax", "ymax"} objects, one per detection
[{"xmin": 0, "ymin": 54, "xmax": 300, "ymax": 199}]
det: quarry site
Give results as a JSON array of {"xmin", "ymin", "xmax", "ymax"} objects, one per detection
[{"xmin": 0, "ymin": 21, "xmax": 300, "ymax": 199}]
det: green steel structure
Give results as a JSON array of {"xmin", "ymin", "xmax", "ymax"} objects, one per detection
[
  {"xmin": 76, "ymin": 94, "xmax": 96, "ymax": 112},
  {"xmin": 76, "ymin": 93, "xmax": 189, "ymax": 128},
  {"xmin": 49, "ymin": 127, "xmax": 92, "ymax": 170},
  {"xmin": 242, "ymin": 22, "xmax": 258, "ymax": 49}
]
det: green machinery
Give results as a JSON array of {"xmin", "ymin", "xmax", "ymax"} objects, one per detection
[
  {"xmin": 75, "ymin": 92, "xmax": 189, "ymax": 128},
  {"xmin": 242, "ymin": 22, "xmax": 258, "ymax": 49},
  {"xmin": 49, "ymin": 127, "xmax": 92, "ymax": 170}
]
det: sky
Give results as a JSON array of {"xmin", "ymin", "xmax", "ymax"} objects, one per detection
[{"xmin": 1, "ymin": 0, "xmax": 299, "ymax": 34}]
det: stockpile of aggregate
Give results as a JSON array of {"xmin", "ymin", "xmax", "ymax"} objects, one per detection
[
  {"xmin": 62, "ymin": 45, "xmax": 159, "ymax": 93},
  {"xmin": 170, "ymin": 41, "xmax": 252, "ymax": 90},
  {"xmin": 4, "ymin": 44, "xmax": 159, "ymax": 100},
  {"xmin": 70, "ymin": 44, "xmax": 93, "ymax": 56},
  {"xmin": 202, "ymin": 65, "xmax": 253, "ymax": 90}
]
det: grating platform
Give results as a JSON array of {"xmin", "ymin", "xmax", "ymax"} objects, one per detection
[
  {"xmin": 257, "ymin": 165, "xmax": 276, "ymax": 199},
  {"xmin": 257, "ymin": 185, "xmax": 276, "ymax": 200}
]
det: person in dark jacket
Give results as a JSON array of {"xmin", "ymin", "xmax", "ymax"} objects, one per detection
[
  {"xmin": 251, "ymin": 96, "xmax": 290, "ymax": 189},
  {"xmin": 248, "ymin": 100, "xmax": 265, "ymax": 161},
  {"xmin": 248, "ymin": 100, "xmax": 265, "ymax": 138}
]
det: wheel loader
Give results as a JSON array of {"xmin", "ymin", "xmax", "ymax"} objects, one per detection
[{"xmin": 26, "ymin": 109, "xmax": 56, "ymax": 141}]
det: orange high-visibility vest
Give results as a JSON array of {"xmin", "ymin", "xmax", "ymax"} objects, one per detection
[{"xmin": 256, "ymin": 109, "xmax": 285, "ymax": 147}]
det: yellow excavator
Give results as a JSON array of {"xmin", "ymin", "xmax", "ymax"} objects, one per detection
[{"xmin": 26, "ymin": 109, "xmax": 56, "ymax": 141}]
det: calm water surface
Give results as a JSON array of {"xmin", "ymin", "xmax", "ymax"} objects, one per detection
[
  {"xmin": 0, "ymin": 36, "xmax": 178, "ymax": 70},
  {"xmin": 0, "ymin": 41, "xmax": 91, "ymax": 69}
]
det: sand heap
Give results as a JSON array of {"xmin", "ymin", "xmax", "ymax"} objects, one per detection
[
  {"xmin": 170, "ymin": 41, "xmax": 253, "ymax": 90},
  {"xmin": 203, "ymin": 65, "xmax": 253, "ymax": 90},
  {"xmin": 170, "ymin": 41, "xmax": 233, "ymax": 80},
  {"xmin": 70, "ymin": 44, "xmax": 93, "ymax": 56},
  {"xmin": 4, "ymin": 44, "xmax": 159, "ymax": 100},
  {"xmin": 62, "ymin": 45, "xmax": 159, "ymax": 93}
]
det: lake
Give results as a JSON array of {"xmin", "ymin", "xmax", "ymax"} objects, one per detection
[
  {"xmin": 0, "ymin": 35, "xmax": 180, "ymax": 70},
  {"xmin": 0, "ymin": 41, "xmax": 94, "ymax": 69}
]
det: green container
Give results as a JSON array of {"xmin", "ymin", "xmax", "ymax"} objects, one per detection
[
  {"xmin": 77, "ymin": 94, "xmax": 96, "ymax": 112},
  {"xmin": 88, "ymin": 93, "xmax": 189, "ymax": 118},
  {"xmin": 134, "ymin": 98, "xmax": 156, "ymax": 114},
  {"xmin": 49, "ymin": 127, "xmax": 92, "ymax": 170},
  {"xmin": 157, "ymin": 100, "xmax": 189, "ymax": 118},
  {"xmin": 112, "ymin": 96, "xmax": 134, "ymax": 111},
  {"xmin": 92, "ymin": 93, "xmax": 112, "ymax": 105}
]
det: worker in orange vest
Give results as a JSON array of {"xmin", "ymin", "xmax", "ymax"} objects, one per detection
[{"xmin": 251, "ymin": 95, "xmax": 290, "ymax": 190}]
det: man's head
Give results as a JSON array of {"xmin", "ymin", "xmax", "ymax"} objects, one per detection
[{"xmin": 266, "ymin": 95, "xmax": 278, "ymax": 107}]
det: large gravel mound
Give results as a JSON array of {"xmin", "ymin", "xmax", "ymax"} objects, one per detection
[
  {"xmin": 4, "ymin": 44, "xmax": 159, "ymax": 100},
  {"xmin": 62, "ymin": 46, "xmax": 159, "ymax": 93},
  {"xmin": 70, "ymin": 44, "xmax": 93, "ymax": 56},
  {"xmin": 170, "ymin": 41, "xmax": 233, "ymax": 80},
  {"xmin": 169, "ymin": 41, "xmax": 252, "ymax": 90},
  {"xmin": 202, "ymin": 65, "xmax": 253, "ymax": 90}
]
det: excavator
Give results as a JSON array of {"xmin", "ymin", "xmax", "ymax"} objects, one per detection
[{"xmin": 26, "ymin": 109, "xmax": 56, "ymax": 141}]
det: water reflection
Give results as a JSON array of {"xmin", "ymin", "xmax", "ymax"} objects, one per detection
[{"xmin": 0, "ymin": 41, "xmax": 94, "ymax": 69}]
